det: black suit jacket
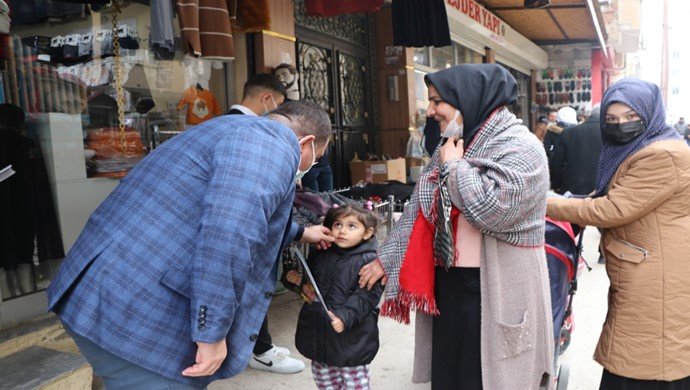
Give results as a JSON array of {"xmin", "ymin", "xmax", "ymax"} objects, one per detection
[
  {"xmin": 227, "ymin": 108, "xmax": 245, "ymax": 115},
  {"xmin": 549, "ymin": 114, "xmax": 602, "ymax": 195}
]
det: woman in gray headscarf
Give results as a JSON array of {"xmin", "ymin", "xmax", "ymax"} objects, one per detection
[{"xmin": 360, "ymin": 64, "xmax": 554, "ymax": 389}]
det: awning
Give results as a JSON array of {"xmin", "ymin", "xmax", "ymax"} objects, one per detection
[{"xmin": 482, "ymin": 0, "xmax": 608, "ymax": 50}]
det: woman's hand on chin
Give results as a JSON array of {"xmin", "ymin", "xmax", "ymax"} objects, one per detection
[{"xmin": 440, "ymin": 137, "xmax": 464, "ymax": 164}]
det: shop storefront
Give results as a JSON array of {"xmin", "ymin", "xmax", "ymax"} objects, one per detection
[
  {"xmin": 412, "ymin": 43, "xmax": 484, "ymax": 115},
  {"xmin": 0, "ymin": 1, "xmax": 234, "ymax": 326},
  {"xmin": 409, "ymin": 0, "xmax": 548, "ymax": 126},
  {"xmin": 293, "ymin": 0, "xmax": 375, "ymax": 189},
  {"xmin": 0, "ymin": 0, "xmax": 383, "ymax": 328}
]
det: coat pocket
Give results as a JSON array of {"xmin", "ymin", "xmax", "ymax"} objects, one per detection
[
  {"xmin": 160, "ymin": 265, "xmax": 191, "ymax": 298},
  {"xmin": 497, "ymin": 310, "xmax": 535, "ymax": 360},
  {"xmin": 605, "ymin": 238, "xmax": 648, "ymax": 264}
]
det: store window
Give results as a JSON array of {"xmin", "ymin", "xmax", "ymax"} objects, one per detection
[
  {"xmin": 413, "ymin": 43, "xmax": 484, "ymax": 114},
  {"xmin": 498, "ymin": 63, "xmax": 531, "ymax": 125},
  {"xmin": 414, "ymin": 70, "xmax": 428, "ymax": 112},
  {"xmin": 413, "ymin": 47, "xmax": 430, "ymax": 67},
  {"xmin": 454, "ymin": 43, "xmax": 483, "ymax": 65},
  {"xmin": 0, "ymin": 4, "xmax": 229, "ymax": 303},
  {"xmin": 431, "ymin": 46, "xmax": 453, "ymax": 69}
]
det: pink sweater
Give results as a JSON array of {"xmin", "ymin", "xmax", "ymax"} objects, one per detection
[{"xmin": 453, "ymin": 213, "xmax": 481, "ymax": 268}]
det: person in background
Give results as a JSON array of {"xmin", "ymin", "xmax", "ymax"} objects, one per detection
[
  {"xmin": 533, "ymin": 115, "xmax": 549, "ymax": 142},
  {"xmin": 548, "ymin": 108, "xmax": 558, "ymax": 124},
  {"xmin": 228, "ymin": 74, "xmax": 308, "ymax": 374},
  {"xmin": 549, "ymin": 105, "xmax": 602, "ymax": 196},
  {"xmin": 685, "ymin": 124, "xmax": 690, "ymax": 146},
  {"xmin": 673, "ymin": 116, "xmax": 686, "ymax": 135},
  {"xmin": 300, "ymin": 151, "xmax": 333, "ymax": 193},
  {"xmin": 227, "ymin": 73, "xmax": 286, "ymax": 116},
  {"xmin": 544, "ymin": 106, "xmax": 578, "ymax": 161},
  {"xmin": 359, "ymin": 64, "xmax": 554, "ymax": 389},
  {"xmin": 547, "ymin": 79, "xmax": 690, "ymax": 389}
]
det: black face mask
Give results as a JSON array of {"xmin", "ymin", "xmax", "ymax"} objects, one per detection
[{"xmin": 603, "ymin": 120, "xmax": 646, "ymax": 145}]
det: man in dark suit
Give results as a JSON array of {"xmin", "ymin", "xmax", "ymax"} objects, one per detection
[
  {"xmin": 549, "ymin": 106, "xmax": 602, "ymax": 196},
  {"xmin": 549, "ymin": 106, "xmax": 604, "ymax": 264},
  {"xmin": 228, "ymin": 73, "xmax": 286, "ymax": 116},
  {"xmin": 228, "ymin": 73, "xmax": 307, "ymax": 374}
]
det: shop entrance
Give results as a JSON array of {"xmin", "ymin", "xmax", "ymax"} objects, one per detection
[{"xmin": 294, "ymin": 1, "xmax": 374, "ymax": 188}]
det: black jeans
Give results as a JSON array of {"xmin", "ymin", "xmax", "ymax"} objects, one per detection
[
  {"xmin": 253, "ymin": 315, "xmax": 273, "ymax": 355},
  {"xmin": 431, "ymin": 267, "xmax": 482, "ymax": 390},
  {"xmin": 600, "ymin": 370, "xmax": 690, "ymax": 390}
]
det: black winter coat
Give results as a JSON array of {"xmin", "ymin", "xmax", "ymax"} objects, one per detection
[
  {"xmin": 295, "ymin": 240, "xmax": 383, "ymax": 367},
  {"xmin": 0, "ymin": 128, "xmax": 64, "ymax": 269},
  {"xmin": 549, "ymin": 114, "xmax": 602, "ymax": 195}
]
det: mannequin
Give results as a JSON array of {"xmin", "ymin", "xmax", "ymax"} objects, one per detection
[
  {"xmin": 0, "ymin": 0, "xmax": 10, "ymax": 34},
  {"xmin": 273, "ymin": 63, "xmax": 300, "ymax": 101}
]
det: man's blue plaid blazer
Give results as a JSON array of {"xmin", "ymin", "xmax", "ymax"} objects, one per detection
[{"xmin": 47, "ymin": 115, "xmax": 300, "ymax": 387}]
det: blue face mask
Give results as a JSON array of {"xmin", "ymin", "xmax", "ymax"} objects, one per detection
[{"xmin": 295, "ymin": 139, "xmax": 317, "ymax": 181}]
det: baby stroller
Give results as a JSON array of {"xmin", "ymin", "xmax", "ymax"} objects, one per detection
[{"xmin": 545, "ymin": 217, "xmax": 586, "ymax": 390}]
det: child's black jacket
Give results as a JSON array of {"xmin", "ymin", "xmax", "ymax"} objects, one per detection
[{"xmin": 295, "ymin": 239, "xmax": 383, "ymax": 367}]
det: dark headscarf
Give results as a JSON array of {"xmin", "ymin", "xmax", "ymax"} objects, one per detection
[
  {"xmin": 594, "ymin": 78, "xmax": 682, "ymax": 196},
  {"xmin": 424, "ymin": 64, "xmax": 517, "ymax": 145}
]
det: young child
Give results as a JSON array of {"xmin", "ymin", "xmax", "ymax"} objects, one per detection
[{"xmin": 289, "ymin": 204, "xmax": 383, "ymax": 390}]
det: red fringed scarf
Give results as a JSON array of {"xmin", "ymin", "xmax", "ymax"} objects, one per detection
[{"xmin": 381, "ymin": 206, "xmax": 460, "ymax": 324}]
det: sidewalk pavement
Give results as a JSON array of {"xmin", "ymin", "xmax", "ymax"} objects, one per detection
[{"xmin": 210, "ymin": 227, "xmax": 609, "ymax": 390}]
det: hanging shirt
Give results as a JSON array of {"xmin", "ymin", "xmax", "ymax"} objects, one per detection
[{"xmin": 177, "ymin": 87, "xmax": 221, "ymax": 125}]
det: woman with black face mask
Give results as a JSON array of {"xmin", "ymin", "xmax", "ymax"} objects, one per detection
[{"xmin": 547, "ymin": 78, "xmax": 690, "ymax": 389}]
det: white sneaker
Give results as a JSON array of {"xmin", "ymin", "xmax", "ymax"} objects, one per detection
[
  {"xmin": 248, "ymin": 346, "xmax": 305, "ymax": 374},
  {"xmin": 272, "ymin": 345, "xmax": 291, "ymax": 356}
]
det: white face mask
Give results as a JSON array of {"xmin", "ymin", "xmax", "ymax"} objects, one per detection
[
  {"xmin": 262, "ymin": 95, "xmax": 278, "ymax": 115},
  {"xmin": 441, "ymin": 109, "xmax": 463, "ymax": 139},
  {"xmin": 295, "ymin": 139, "xmax": 317, "ymax": 181}
]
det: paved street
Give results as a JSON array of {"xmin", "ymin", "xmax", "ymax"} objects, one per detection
[{"xmin": 211, "ymin": 227, "xmax": 609, "ymax": 390}]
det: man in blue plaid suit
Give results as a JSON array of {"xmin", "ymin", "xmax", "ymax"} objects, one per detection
[{"xmin": 47, "ymin": 101, "xmax": 332, "ymax": 389}]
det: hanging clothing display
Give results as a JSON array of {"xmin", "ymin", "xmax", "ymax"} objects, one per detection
[
  {"xmin": 182, "ymin": 56, "xmax": 222, "ymax": 90},
  {"xmin": 0, "ymin": 121, "xmax": 64, "ymax": 270},
  {"xmin": 304, "ymin": 0, "xmax": 382, "ymax": 17},
  {"xmin": 150, "ymin": 0, "xmax": 175, "ymax": 54},
  {"xmin": 391, "ymin": 0, "xmax": 451, "ymax": 48},
  {"xmin": 177, "ymin": 0, "xmax": 235, "ymax": 59},
  {"xmin": 8, "ymin": 0, "xmax": 85, "ymax": 26},
  {"xmin": 231, "ymin": 0, "xmax": 270, "ymax": 33},
  {"xmin": 176, "ymin": 86, "xmax": 220, "ymax": 125}
]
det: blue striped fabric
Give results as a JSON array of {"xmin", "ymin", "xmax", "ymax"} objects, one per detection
[{"xmin": 47, "ymin": 114, "xmax": 300, "ymax": 387}]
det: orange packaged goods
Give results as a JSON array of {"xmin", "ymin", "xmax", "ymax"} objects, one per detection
[{"xmin": 85, "ymin": 128, "xmax": 145, "ymax": 178}]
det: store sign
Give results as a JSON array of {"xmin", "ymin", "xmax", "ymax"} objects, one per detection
[{"xmin": 446, "ymin": 0, "xmax": 506, "ymax": 38}]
